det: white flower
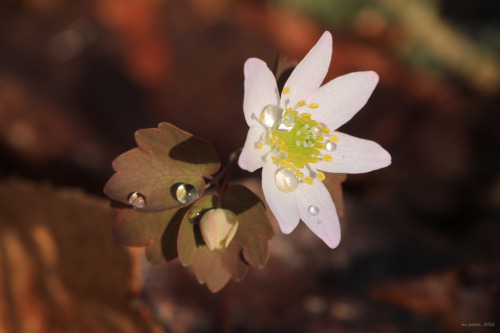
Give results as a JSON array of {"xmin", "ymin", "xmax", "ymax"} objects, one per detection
[{"xmin": 238, "ymin": 31, "xmax": 391, "ymax": 248}]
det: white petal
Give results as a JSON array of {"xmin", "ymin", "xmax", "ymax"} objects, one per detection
[
  {"xmin": 313, "ymin": 71, "xmax": 379, "ymax": 130},
  {"xmin": 238, "ymin": 126, "xmax": 267, "ymax": 172},
  {"xmin": 261, "ymin": 161, "xmax": 300, "ymax": 234},
  {"xmin": 295, "ymin": 181, "xmax": 340, "ymax": 248},
  {"xmin": 316, "ymin": 132, "xmax": 391, "ymax": 174},
  {"xmin": 243, "ymin": 58, "xmax": 280, "ymax": 127},
  {"xmin": 280, "ymin": 31, "xmax": 332, "ymax": 107}
]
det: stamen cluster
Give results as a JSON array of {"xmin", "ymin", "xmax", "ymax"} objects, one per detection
[{"xmin": 257, "ymin": 87, "xmax": 339, "ymax": 190}]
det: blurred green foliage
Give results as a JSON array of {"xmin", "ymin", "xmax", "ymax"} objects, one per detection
[{"xmin": 269, "ymin": 0, "xmax": 500, "ymax": 93}]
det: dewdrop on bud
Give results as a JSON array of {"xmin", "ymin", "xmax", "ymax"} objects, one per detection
[{"xmin": 199, "ymin": 208, "xmax": 239, "ymax": 251}]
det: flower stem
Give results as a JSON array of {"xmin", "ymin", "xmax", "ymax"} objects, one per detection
[
  {"xmin": 218, "ymin": 149, "xmax": 241, "ymax": 199},
  {"xmin": 206, "ymin": 149, "xmax": 241, "ymax": 205}
]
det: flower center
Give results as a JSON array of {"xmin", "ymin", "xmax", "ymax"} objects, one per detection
[{"xmin": 257, "ymin": 87, "xmax": 339, "ymax": 192}]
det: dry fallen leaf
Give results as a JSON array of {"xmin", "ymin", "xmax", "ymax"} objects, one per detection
[{"xmin": 0, "ymin": 178, "xmax": 161, "ymax": 333}]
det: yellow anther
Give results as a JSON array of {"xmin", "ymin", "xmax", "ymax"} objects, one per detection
[
  {"xmin": 291, "ymin": 110, "xmax": 298, "ymax": 115},
  {"xmin": 272, "ymin": 157, "xmax": 278, "ymax": 165},
  {"xmin": 285, "ymin": 108, "xmax": 294, "ymax": 112},
  {"xmin": 278, "ymin": 138, "xmax": 286, "ymax": 146},
  {"xmin": 282, "ymin": 87, "xmax": 290, "ymax": 95},
  {"xmin": 296, "ymin": 171, "xmax": 304, "ymax": 178},
  {"xmin": 303, "ymin": 177, "xmax": 314, "ymax": 185},
  {"xmin": 297, "ymin": 100, "xmax": 306, "ymax": 106},
  {"xmin": 290, "ymin": 160, "xmax": 301, "ymax": 167},
  {"xmin": 323, "ymin": 127, "xmax": 331, "ymax": 134},
  {"xmin": 257, "ymin": 142, "xmax": 263, "ymax": 150},
  {"xmin": 316, "ymin": 142, "xmax": 325, "ymax": 149},
  {"xmin": 301, "ymin": 113, "xmax": 311, "ymax": 118},
  {"xmin": 317, "ymin": 172, "xmax": 325, "ymax": 181},
  {"xmin": 284, "ymin": 160, "xmax": 295, "ymax": 169},
  {"xmin": 323, "ymin": 154, "xmax": 332, "ymax": 162},
  {"xmin": 329, "ymin": 135, "xmax": 339, "ymax": 142},
  {"xmin": 259, "ymin": 114, "xmax": 265, "ymax": 121},
  {"xmin": 308, "ymin": 103, "xmax": 319, "ymax": 109}
]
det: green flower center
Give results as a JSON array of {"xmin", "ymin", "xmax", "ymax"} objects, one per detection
[{"xmin": 257, "ymin": 87, "xmax": 339, "ymax": 192}]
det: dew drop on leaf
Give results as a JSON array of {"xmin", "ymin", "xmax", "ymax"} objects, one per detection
[
  {"xmin": 128, "ymin": 192, "xmax": 146, "ymax": 208},
  {"xmin": 175, "ymin": 184, "xmax": 199, "ymax": 204},
  {"xmin": 308, "ymin": 205, "xmax": 320, "ymax": 216},
  {"xmin": 188, "ymin": 205, "xmax": 204, "ymax": 224}
]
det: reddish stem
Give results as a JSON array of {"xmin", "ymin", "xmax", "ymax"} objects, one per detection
[{"xmin": 206, "ymin": 149, "xmax": 241, "ymax": 206}]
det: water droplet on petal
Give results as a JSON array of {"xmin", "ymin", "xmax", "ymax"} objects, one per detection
[
  {"xmin": 260, "ymin": 105, "xmax": 284, "ymax": 128},
  {"xmin": 325, "ymin": 141, "xmax": 337, "ymax": 152},
  {"xmin": 128, "ymin": 192, "xmax": 146, "ymax": 208},
  {"xmin": 278, "ymin": 115, "xmax": 295, "ymax": 132},
  {"xmin": 311, "ymin": 126, "xmax": 321, "ymax": 136},
  {"xmin": 308, "ymin": 205, "xmax": 320, "ymax": 216},
  {"xmin": 275, "ymin": 168, "xmax": 299, "ymax": 192},
  {"xmin": 175, "ymin": 184, "xmax": 199, "ymax": 204},
  {"xmin": 279, "ymin": 151, "xmax": 288, "ymax": 159}
]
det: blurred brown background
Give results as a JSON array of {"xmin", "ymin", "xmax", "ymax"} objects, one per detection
[{"xmin": 0, "ymin": 0, "xmax": 499, "ymax": 332}]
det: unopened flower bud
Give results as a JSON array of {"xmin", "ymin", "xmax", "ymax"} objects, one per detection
[{"xmin": 199, "ymin": 208, "xmax": 239, "ymax": 251}]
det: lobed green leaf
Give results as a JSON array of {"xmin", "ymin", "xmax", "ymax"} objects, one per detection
[
  {"xmin": 177, "ymin": 185, "xmax": 273, "ymax": 292},
  {"xmin": 114, "ymin": 207, "xmax": 186, "ymax": 264},
  {"xmin": 104, "ymin": 122, "xmax": 220, "ymax": 212}
]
